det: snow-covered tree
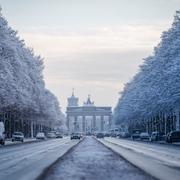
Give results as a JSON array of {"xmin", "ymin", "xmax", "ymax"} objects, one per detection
[
  {"xmin": 0, "ymin": 9, "xmax": 65, "ymax": 137},
  {"xmin": 114, "ymin": 11, "xmax": 180, "ymax": 133}
]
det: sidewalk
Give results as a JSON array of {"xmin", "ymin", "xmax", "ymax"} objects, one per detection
[
  {"xmin": 98, "ymin": 138, "xmax": 180, "ymax": 180},
  {"xmin": 116, "ymin": 137, "xmax": 180, "ymax": 146}
]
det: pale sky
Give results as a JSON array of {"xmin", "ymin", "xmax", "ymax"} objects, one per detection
[{"xmin": 0, "ymin": 0, "xmax": 179, "ymax": 112}]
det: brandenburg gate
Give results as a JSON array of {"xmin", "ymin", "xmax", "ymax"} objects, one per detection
[{"xmin": 66, "ymin": 91, "xmax": 112, "ymax": 134}]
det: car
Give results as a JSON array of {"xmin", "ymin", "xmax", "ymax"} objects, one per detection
[
  {"xmin": 96, "ymin": 133, "xmax": 104, "ymax": 138},
  {"xmin": 47, "ymin": 132, "xmax": 56, "ymax": 138},
  {"xmin": 12, "ymin": 132, "xmax": 24, "ymax": 142},
  {"xmin": 166, "ymin": 131, "xmax": 180, "ymax": 143},
  {"xmin": 131, "ymin": 130, "xmax": 141, "ymax": 140},
  {"xmin": 118, "ymin": 132, "xmax": 130, "ymax": 138},
  {"xmin": 150, "ymin": 132, "xmax": 159, "ymax": 141},
  {"xmin": 80, "ymin": 133, "xmax": 84, "ymax": 138},
  {"xmin": 86, "ymin": 132, "xmax": 92, "ymax": 136},
  {"xmin": 140, "ymin": 132, "xmax": 150, "ymax": 140},
  {"xmin": 77, "ymin": 133, "xmax": 84, "ymax": 139},
  {"xmin": 70, "ymin": 133, "xmax": 81, "ymax": 140},
  {"xmin": 55, "ymin": 132, "xmax": 63, "ymax": 138},
  {"xmin": 0, "ymin": 122, "xmax": 5, "ymax": 145},
  {"xmin": 150, "ymin": 131, "xmax": 164, "ymax": 141},
  {"xmin": 110, "ymin": 133, "xmax": 117, "ymax": 137},
  {"xmin": 104, "ymin": 133, "xmax": 110, "ymax": 137},
  {"xmin": 36, "ymin": 132, "xmax": 46, "ymax": 140}
]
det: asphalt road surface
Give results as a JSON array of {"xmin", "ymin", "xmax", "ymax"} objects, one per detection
[
  {"xmin": 0, "ymin": 137, "xmax": 77, "ymax": 180},
  {"xmin": 40, "ymin": 137, "xmax": 154, "ymax": 180}
]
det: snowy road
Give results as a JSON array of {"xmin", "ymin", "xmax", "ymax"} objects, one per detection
[
  {"xmin": 99, "ymin": 138, "xmax": 180, "ymax": 180},
  {"xmin": 39, "ymin": 136, "xmax": 154, "ymax": 180},
  {"xmin": 0, "ymin": 137, "xmax": 79, "ymax": 180}
]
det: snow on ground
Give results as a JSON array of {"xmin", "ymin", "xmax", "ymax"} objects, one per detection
[
  {"xmin": 99, "ymin": 137, "xmax": 180, "ymax": 180},
  {"xmin": 0, "ymin": 137, "xmax": 79, "ymax": 180},
  {"xmin": 4, "ymin": 138, "xmax": 37, "ymax": 146},
  {"xmin": 40, "ymin": 136, "xmax": 154, "ymax": 180}
]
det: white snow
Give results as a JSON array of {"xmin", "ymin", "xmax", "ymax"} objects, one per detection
[
  {"xmin": 4, "ymin": 138, "xmax": 37, "ymax": 146},
  {"xmin": 114, "ymin": 11, "xmax": 180, "ymax": 127},
  {"xmin": 42, "ymin": 137, "xmax": 153, "ymax": 180},
  {"xmin": 0, "ymin": 10, "xmax": 66, "ymax": 133},
  {"xmin": 99, "ymin": 137, "xmax": 180, "ymax": 180}
]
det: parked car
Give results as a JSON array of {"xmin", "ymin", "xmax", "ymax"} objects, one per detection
[
  {"xmin": 47, "ymin": 132, "xmax": 56, "ymax": 138},
  {"xmin": 55, "ymin": 132, "xmax": 63, "ymax": 138},
  {"xmin": 104, "ymin": 133, "xmax": 110, "ymax": 137},
  {"xmin": 96, "ymin": 133, "xmax": 104, "ymax": 138},
  {"xmin": 0, "ymin": 122, "xmax": 5, "ymax": 145},
  {"xmin": 166, "ymin": 131, "xmax": 180, "ymax": 143},
  {"xmin": 110, "ymin": 128, "xmax": 119, "ymax": 137},
  {"xmin": 71, "ymin": 133, "xmax": 81, "ymax": 140},
  {"xmin": 118, "ymin": 132, "xmax": 130, "ymax": 138},
  {"xmin": 110, "ymin": 133, "xmax": 117, "ymax": 137},
  {"xmin": 36, "ymin": 132, "xmax": 46, "ymax": 140},
  {"xmin": 12, "ymin": 132, "xmax": 24, "ymax": 142},
  {"xmin": 140, "ymin": 132, "xmax": 150, "ymax": 140},
  {"xmin": 150, "ymin": 132, "xmax": 164, "ymax": 141},
  {"xmin": 80, "ymin": 133, "xmax": 84, "ymax": 139},
  {"xmin": 86, "ymin": 132, "xmax": 92, "ymax": 136},
  {"xmin": 131, "ymin": 130, "xmax": 141, "ymax": 140}
]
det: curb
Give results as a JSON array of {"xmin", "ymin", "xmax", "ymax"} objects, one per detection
[
  {"xmin": 0, "ymin": 138, "xmax": 63, "ymax": 149},
  {"xmin": 1, "ymin": 139, "xmax": 41, "ymax": 148}
]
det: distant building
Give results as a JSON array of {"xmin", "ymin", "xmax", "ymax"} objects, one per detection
[
  {"xmin": 67, "ymin": 90, "xmax": 79, "ymax": 107},
  {"xmin": 66, "ymin": 91, "xmax": 112, "ymax": 134}
]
